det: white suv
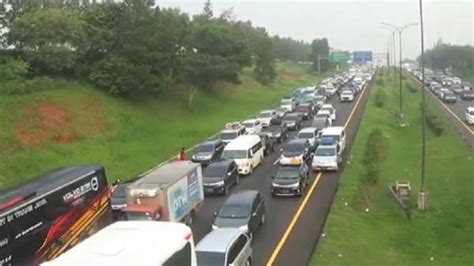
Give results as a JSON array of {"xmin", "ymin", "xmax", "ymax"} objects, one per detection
[
  {"xmin": 320, "ymin": 104, "xmax": 336, "ymax": 121},
  {"xmin": 242, "ymin": 119, "xmax": 262, "ymax": 134}
]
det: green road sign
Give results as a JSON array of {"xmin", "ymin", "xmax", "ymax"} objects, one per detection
[{"xmin": 329, "ymin": 52, "xmax": 350, "ymax": 63}]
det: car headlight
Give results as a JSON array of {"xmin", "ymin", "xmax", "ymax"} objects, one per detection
[
  {"xmin": 215, "ymin": 181, "xmax": 225, "ymax": 186},
  {"xmin": 204, "ymin": 154, "xmax": 212, "ymax": 160},
  {"xmin": 212, "ymin": 224, "xmax": 218, "ymax": 230},
  {"xmin": 275, "ymin": 133, "xmax": 281, "ymax": 137},
  {"xmin": 238, "ymin": 225, "xmax": 249, "ymax": 232},
  {"xmin": 289, "ymin": 182, "xmax": 300, "ymax": 188}
]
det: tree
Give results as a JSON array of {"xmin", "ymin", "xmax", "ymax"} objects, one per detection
[
  {"xmin": 202, "ymin": 0, "xmax": 213, "ymax": 19},
  {"xmin": 8, "ymin": 8, "xmax": 85, "ymax": 74},
  {"xmin": 310, "ymin": 38, "xmax": 329, "ymax": 72},
  {"xmin": 254, "ymin": 29, "xmax": 276, "ymax": 84}
]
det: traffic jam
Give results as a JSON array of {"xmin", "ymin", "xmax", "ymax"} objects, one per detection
[
  {"xmin": 0, "ymin": 66, "xmax": 375, "ymax": 266},
  {"xmin": 406, "ymin": 66, "xmax": 474, "ymax": 126}
]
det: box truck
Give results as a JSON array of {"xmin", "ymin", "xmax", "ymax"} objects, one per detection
[{"xmin": 122, "ymin": 161, "xmax": 204, "ymax": 224}]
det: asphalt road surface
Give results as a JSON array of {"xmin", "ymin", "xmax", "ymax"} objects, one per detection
[
  {"xmin": 191, "ymin": 80, "xmax": 373, "ymax": 266},
  {"xmin": 406, "ymin": 72, "xmax": 474, "ymax": 150}
]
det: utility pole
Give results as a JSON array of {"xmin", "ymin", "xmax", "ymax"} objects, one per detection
[
  {"xmin": 317, "ymin": 55, "xmax": 321, "ymax": 75},
  {"xmin": 418, "ymin": 0, "xmax": 429, "ymax": 210},
  {"xmin": 382, "ymin": 22, "xmax": 418, "ymax": 119}
]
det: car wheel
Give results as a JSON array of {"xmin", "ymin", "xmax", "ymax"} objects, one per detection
[
  {"xmin": 223, "ymin": 184, "xmax": 229, "ymax": 195},
  {"xmin": 296, "ymin": 184, "xmax": 303, "ymax": 197},
  {"xmin": 249, "ymin": 165, "xmax": 253, "ymax": 174},
  {"xmin": 235, "ymin": 176, "xmax": 239, "ymax": 185},
  {"xmin": 261, "ymin": 213, "xmax": 265, "ymax": 225}
]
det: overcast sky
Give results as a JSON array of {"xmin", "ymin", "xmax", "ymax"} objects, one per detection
[{"xmin": 158, "ymin": 0, "xmax": 473, "ymax": 59}]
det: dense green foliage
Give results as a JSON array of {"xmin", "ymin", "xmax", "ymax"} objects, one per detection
[
  {"xmin": 363, "ymin": 129, "xmax": 385, "ymax": 184},
  {"xmin": 418, "ymin": 40, "xmax": 474, "ymax": 77},
  {"xmin": 374, "ymin": 86, "xmax": 387, "ymax": 108},
  {"xmin": 310, "ymin": 38, "xmax": 330, "ymax": 71},
  {"xmin": 0, "ymin": 0, "xmax": 331, "ymax": 98}
]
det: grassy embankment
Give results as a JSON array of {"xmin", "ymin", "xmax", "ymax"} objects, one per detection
[
  {"xmin": 0, "ymin": 63, "xmax": 325, "ymax": 187},
  {"xmin": 311, "ymin": 70, "xmax": 474, "ymax": 265}
]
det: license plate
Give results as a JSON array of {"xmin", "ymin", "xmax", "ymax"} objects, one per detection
[{"xmin": 205, "ymin": 188, "xmax": 214, "ymax": 193}]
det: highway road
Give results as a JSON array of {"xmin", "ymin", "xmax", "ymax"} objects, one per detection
[
  {"xmin": 406, "ymin": 72, "xmax": 474, "ymax": 150},
  {"xmin": 191, "ymin": 79, "xmax": 373, "ymax": 266}
]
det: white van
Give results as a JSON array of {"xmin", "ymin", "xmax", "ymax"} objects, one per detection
[
  {"xmin": 312, "ymin": 138, "xmax": 342, "ymax": 171},
  {"xmin": 320, "ymin": 127, "xmax": 346, "ymax": 153},
  {"xmin": 42, "ymin": 221, "xmax": 197, "ymax": 266},
  {"xmin": 222, "ymin": 135, "xmax": 264, "ymax": 175}
]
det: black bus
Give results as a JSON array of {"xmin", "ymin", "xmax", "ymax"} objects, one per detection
[{"xmin": 0, "ymin": 165, "xmax": 111, "ymax": 265}]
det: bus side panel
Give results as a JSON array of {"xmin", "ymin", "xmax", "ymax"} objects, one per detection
[{"xmin": 0, "ymin": 171, "xmax": 110, "ymax": 266}]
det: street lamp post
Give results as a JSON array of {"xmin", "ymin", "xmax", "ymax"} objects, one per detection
[
  {"xmin": 382, "ymin": 22, "xmax": 418, "ymax": 119},
  {"xmin": 417, "ymin": 0, "xmax": 429, "ymax": 210},
  {"xmin": 382, "ymin": 27, "xmax": 397, "ymax": 84}
]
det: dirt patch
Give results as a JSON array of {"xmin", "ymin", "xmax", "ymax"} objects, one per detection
[
  {"xmin": 15, "ymin": 96, "xmax": 108, "ymax": 147},
  {"xmin": 279, "ymin": 70, "xmax": 304, "ymax": 80}
]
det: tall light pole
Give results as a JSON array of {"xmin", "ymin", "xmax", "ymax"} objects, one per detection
[
  {"xmin": 417, "ymin": 0, "xmax": 429, "ymax": 210},
  {"xmin": 381, "ymin": 26, "xmax": 397, "ymax": 84},
  {"xmin": 382, "ymin": 22, "xmax": 418, "ymax": 119}
]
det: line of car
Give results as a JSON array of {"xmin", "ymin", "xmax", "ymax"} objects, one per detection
[{"xmin": 407, "ymin": 66, "xmax": 474, "ymax": 125}]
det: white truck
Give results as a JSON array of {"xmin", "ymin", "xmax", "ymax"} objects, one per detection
[{"xmin": 122, "ymin": 161, "xmax": 204, "ymax": 224}]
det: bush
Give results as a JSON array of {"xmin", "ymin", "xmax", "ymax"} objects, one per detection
[
  {"xmin": 363, "ymin": 129, "xmax": 385, "ymax": 184},
  {"xmin": 422, "ymin": 104, "xmax": 445, "ymax": 136},
  {"xmin": 406, "ymin": 82, "xmax": 417, "ymax": 93},
  {"xmin": 376, "ymin": 78, "xmax": 385, "ymax": 86},
  {"xmin": 374, "ymin": 87, "xmax": 387, "ymax": 108}
]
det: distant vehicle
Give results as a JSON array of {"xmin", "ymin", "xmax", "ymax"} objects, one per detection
[
  {"xmin": 192, "ymin": 139, "xmax": 225, "ymax": 164},
  {"xmin": 261, "ymin": 118, "xmax": 289, "ymax": 143},
  {"xmin": 242, "ymin": 119, "xmax": 263, "ymax": 134},
  {"xmin": 311, "ymin": 138, "xmax": 342, "ymax": 171},
  {"xmin": 296, "ymin": 103, "xmax": 314, "ymax": 120},
  {"xmin": 111, "ymin": 179, "xmax": 137, "ymax": 219},
  {"xmin": 42, "ymin": 221, "xmax": 197, "ymax": 266},
  {"xmin": 274, "ymin": 106, "xmax": 289, "ymax": 118},
  {"xmin": 257, "ymin": 132, "xmax": 275, "ymax": 156},
  {"xmin": 196, "ymin": 228, "xmax": 251, "ymax": 266},
  {"xmin": 461, "ymin": 91, "xmax": 474, "ymax": 101},
  {"xmin": 441, "ymin": 91, "xmax": 457, "ymax": 103},
  {"xmin": 313, "ymin": 94, "xmax": 326, "ymax": 109},
  {"xmin": 312, "ymin": 116, "xmax": 332, "ymax": 130},
  {"xmin": 282, "ymin": 113, "xmax": 303, "ymax": 130},
  {"xmin": 320, "ymin": 104, "xmax": 336, "ymax": 121},
  {"xmin": 340, "ymin": 90, "xmax": 355, "ymax": 102},
  {"xmin": 271, "ymin": 164, "xmax": 310, "ymax": 197},
  {"xmin": 280, "ymin": 98, "xmax": 295, "ymax": 112},
  {"xmin": 279, "ymin": 139, "xmax": 312, "ymax": 166},
  {"xmin": 297, "ymin": 127, "xmax": 319, "ymax": 150},
  {"xmin": 465, "ymin": 107, "xmax": 474, "ymax": 125},
  {"xmin": 452, "ymin": 77, "xmax": 461, "ymax": 85},
  {"xmin": 436, "ymin": 88, "xmax": 450, "ymax": 98},
  {"xmin": 222, "ymin": 135, "xmax": 264, "ymax": 175},
  {"xmin": 212, "ymin": 190, "xmax": 265, "ymax": 238},
  {"xmin": 315, "ymin": 109, "xmax": 332, "ymax": 123},
  {"xmin": 203, "ymin": 160, "xmax": 239, "ymax": 195},
  {"xmin": 123, "ymin": 161, "xmax": 204, "ymax": 224},
  {"xmin": 450, "ymin": 85, "xmax": 464, "ymax": 95},
  {"xmin": 257, "ymin": 110, "xmax": 277, "ymax": 127},
  {"xmin": 221, "ymin": 127, "xmax": 246, "ymax": 145},
  {"xmin": 321, "ymin": 127, "xmax": 346, "ymax": 153},
  {"xmin": 0, "ymin": 165, "xmax": 111, "ymax": 265}
]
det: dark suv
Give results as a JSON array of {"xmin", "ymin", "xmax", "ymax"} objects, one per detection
[
  {"xmin": 202, "ymin": 160, "xmax": 239, "ymax": 195},
  {"xmin": 261, "ymin": 118, "xmax": 288, "ymax": 143},
  {"xmin": 192, "ymin": 139, "xmax": 225, "ymax": 165},
  {"xmin": 271, "ymin": 164, "xmax": 310, "ymax": 197}
]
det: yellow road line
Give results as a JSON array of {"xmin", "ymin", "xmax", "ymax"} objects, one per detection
[
  {"xmin": 266, "ymin": 173, "xmax": 322, "ymax": 266},
  {"xmin": 266, "ymin": 81, "xmax": 371, "ymax": 266}
]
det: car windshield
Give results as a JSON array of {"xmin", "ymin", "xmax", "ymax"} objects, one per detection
[
  {"xmin": 315, "ymin": 147, "xmax": 336, "ymax": 156},
  {"xmin": 322, "ymin": 134, "xmax": 340, "ymax": 141},
  {"xmin": 281, "ymin": 99, "xmax": 292, "ymax": 105},
  {"xmin": 283, "ymin": 116, "xmax": 297, "ymax": 121},
  {"xmin": 112, "ymin": 185, "xmax": 126, "ymax": 199},
  {"xmin": 275, "ymin": 107, "xmax": 287, "ymax": 113},
  {"xmin": 314, "ymin": 95, "xmax": 324, "ymax": 100},
  {"xmin": 222, "ymin": 150, "xmax": 248, "ymax": 159},
  {"xmin": 284, "ymin": 143, "xmax": 305, "ymax": 153},
  {"xmin": 221, "ymin": 132, "xmax": 238, "ymax": 140},
  {"xmin": 342, "ymin": 91, "xmax": 352, "ymax": 95},
  {"xmin": 316, "ymin": 113, "xmax": 329, "ymax": 118},
  {"xmin": 321, "ymin": 107, "xmax": 333, "ymax": 114},
  {"xmin": 469, "ymin": 111, "xmax": 474, "ymax": 115},
  {"xmin": 197, "ymin": 251, "xmax": 226, "ymax": 266},
  {"xmin": 196, "ymin": 143, "xmax": 214, "ymax": 153},
  {"xmin": 218, "ymin": 204, "xmax": 250, "ymax": 218},
  {"xmin": 124, "ymin": 212, "xmax": 154, "ymax": 221},
  {"xmin": 275, "ymin": 167, "xmax": 300, "ymax": 179},
  {"xmin": 259, "ymin": 112, "xmax": 272, "ymax": 118},
  {"xmin": 203, "ymin": 165, "xmax": 227, "ymax": 178},
  {"xmin": 298, "ymin": 132, "xmax": 314, "ymax": 139},
  {"xmin": 242, "ymin": 122, "xmax": 255, "ymax": 128}
]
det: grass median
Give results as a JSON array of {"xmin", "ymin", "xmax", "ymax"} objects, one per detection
[
  {"xmin": 311, "ymin": 70, "xmax": 474, "ymax": 265},
  {"xmin": 0, "ymin": 63, "xmax": 325, "ymax": 187}
]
